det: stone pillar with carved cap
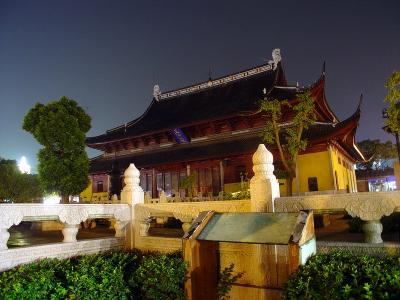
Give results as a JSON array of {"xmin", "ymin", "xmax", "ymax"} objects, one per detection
[
  {"xmin": 250, "ymin": 144, "xmax": 282, "ymax": 288},
  {"xmin": 250, "ymin": 144, "xmax": 280, "ymax": 212},
  {"xmin": 121, "ymin": 163, "xmax": 145, "ymax": 249}
]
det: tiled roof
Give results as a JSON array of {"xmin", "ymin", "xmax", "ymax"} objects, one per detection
[{"xmin": 86, "ymin": 62, "xmax": 284, "ymax": 146}]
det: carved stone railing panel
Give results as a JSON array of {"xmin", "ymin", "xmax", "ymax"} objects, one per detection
[
  {"xmin": 135, "ymin": 200, "xmax": 250, "ymax": 221},
  {"xmin": 275, "ymin": 191, "xmax": 400, "ymax": 244},
  {"xmin": 135, "ymin": 200, "xmax": 251, "ymax": 234},
  {"xmin": 0, "ymin": 204, "xmax": 130, "ymax": 249},
  {"xmin": 275, "ymin": 191, "xmax": 400, "ymax": 220}
]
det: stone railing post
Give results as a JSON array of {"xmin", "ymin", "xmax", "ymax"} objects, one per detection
[
  {"xmin": 121, "ymin": 163, "xmax": 144, "ymax": 205},
  {"xmin": 121, "ymin": 163, "xmax": 144, "ymax": 249},
  {"xmin": 159, "ymin": 191, "xmax": 167, "ymax": 203},
  {"xmin": 250, "ymin": 144, "xmax": 280, "ymax": 212}
]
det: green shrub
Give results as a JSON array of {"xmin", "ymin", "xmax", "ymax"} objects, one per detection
[
  {"xmin": 0, "ymin": 250, "xmax": 187, "ymax": 300},
  {"xmin": 131, "ymin": 251, "xmax": 187, "ymax": 300},
  {"xmin": 283, "ymin": 251, "xmax": 400, "ymax": 299},
  {"xmin": 66, "ymin": 252, "xmax": 134, "ymax": 299},
  {"xmin": 217, "ymin": 263, "xmax": 244, "ymax": 300},
  {"xmin": 0, "ymin": 258, "xmax": 70, "ymax": 300}
]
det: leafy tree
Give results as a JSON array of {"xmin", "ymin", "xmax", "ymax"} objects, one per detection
[
  {"xmin": 0, "ymin": 158, "xmax": 43, "ymax": 203},
  {"xmin": 23, "ymin": 97, "xmax": 91, "ymax": 203},
  {"xmin": 261, "ymin": 92, "xmax": 316, "ymax": 196},
  {"xmin": 384, "ymin": 70, "xmax": 400, "ymax": 161},
  {"xmin": 180, "ymin": 174, "xmax": 196, "ymax": 198},
  {"xmin": 356, "ymin": 139, "xmax": 397, "ymax": 170}
]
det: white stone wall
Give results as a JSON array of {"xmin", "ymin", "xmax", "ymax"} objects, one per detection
[{"xmin": 0, "ymin": 238, "xmax": 124, "ymax": 272}]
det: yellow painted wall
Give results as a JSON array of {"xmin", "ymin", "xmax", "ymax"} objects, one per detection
[
  {"xmin": 296, "ymin": 151, "xmax": 333, "ymax": 193},
  {"xmin": 277, "ymin": 147, "xmax": 358, "ymax": 196},
  {"xmin": 329, "ymin": 146, "xmax": 357, "ymax": 192},
  {"xmin": 226, "ymin": 150, "xmax": 339, "ymax": 196},
  {"xmin": 278, "ymin": 178, "xmax": 287, "ymax": 196},
  {"xmin": 224, "ymin": 182, "xmax": 242, "ymax": 193},
  {"xmin": 79, "ymin": 178, "xmax": 109, "ymax": 203},
  {"xmin": 223, "ymin": 151, "xmax": 334, "ymax": 196},
  {"xmin": 277, "ymin": 150, "xmax": 333, "ymax": 196}
]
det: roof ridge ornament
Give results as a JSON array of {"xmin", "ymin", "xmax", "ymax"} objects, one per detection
[
  {"xmin": 268, "ymin": 48, "xmax": 281, "ymax": 70},
  {"xmin": 157, "ymin": 48, "xmax": 282, "ymax": 101},
  {"xmin": 153, "ymin": 84, "xmax": 161, "ymax": 101}
]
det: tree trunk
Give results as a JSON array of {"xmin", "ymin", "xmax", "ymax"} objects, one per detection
[
  {"xmin": 61, "ymin": 195, "xmax": 69, "ymax": 204},
  {"xmin": 286, "ymin": 176, "xmax": 294, "ymax": 196}
]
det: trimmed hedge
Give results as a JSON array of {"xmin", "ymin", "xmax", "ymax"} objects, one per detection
[
  {"xmin": 0, "ymin": 250, "xmax": 187, "ymax": 300},
  {"xmin": 283, "ymin": 251, "xmax": 400, "ymax": 299}
]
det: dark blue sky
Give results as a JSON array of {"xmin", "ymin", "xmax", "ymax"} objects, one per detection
[{"xmin": 1, "ymin": 0, "xmax": 399, "ymax": 172}]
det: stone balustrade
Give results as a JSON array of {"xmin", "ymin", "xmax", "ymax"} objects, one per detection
[
  {"xmin": 122, "ymin": 146, "xmax": 400, "ymax": 245},
  {"xmin": 135, "ymin": 200, "xmax": 251, "ymax": 235},
  {"xmin": 0, "ymin": 204, "xmax": 130, "ymax": 250},
  {"xmin": 275, "ymin": 191, "xmax": 400, "ymax": 243},
  {"xmin": 143, "ymin": 191, "xmax": 226, "ymax": 204}
]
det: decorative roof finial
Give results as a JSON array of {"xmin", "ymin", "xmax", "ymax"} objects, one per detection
[
  {"xmin": 268, "ymin": 48, "xmax": 281, "ymax": 70},
  {"xmin": 153, "ymin": 84, "xmax": 161, "ymax": 101},
  {"xmin": 322, "ymin": 61, "xmax": 326, "ymax": 75},
  {"xmin": 357, "ymin": 94, "xmax": 363, "ymax": 111}
]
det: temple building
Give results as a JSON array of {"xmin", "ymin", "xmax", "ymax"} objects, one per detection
[{"xmin": 83, "ymin": 49, "xmax": 365, "ymax": 200}]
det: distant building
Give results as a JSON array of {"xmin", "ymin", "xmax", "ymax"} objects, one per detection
[
  {"xmin": 84, "ymin": 49, "xmax": 364, "ymax": 200},
  {"xmin": 356, "ymin": 167, "xmax": 397, "ymax": 192}
]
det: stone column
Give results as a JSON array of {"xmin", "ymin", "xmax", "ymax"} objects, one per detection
[
  {"xmin": 250, "ymin": 144, "xmax": 280, "ymax": 213},
  {"xmin": 62, "ymin": 224, "xmax": 79, "ymax": 243},
  {"xmin": 0, "ymin": 228, "xmax": 10, "ymax": 250},
  {"xmin": 362, "ymin": 220, "xmax": 383, "ymax": 243},
  {"xmin": 139, "ymin": 218, "xmax": 151, "ymax": 236},
  {"xmin": 181, "ymin": 219, "xmax": 193, "ymax": 234},
  {"xmin": 121, "ymin": 163, "xmax": 144, "ymax": 249},
  {"xmin": 174, "ymin": 212, "xmax": 193, "ymax": 234},
  {"xmin": 114, "ymin": 220, "xmax": 129, "ymax": 238}
]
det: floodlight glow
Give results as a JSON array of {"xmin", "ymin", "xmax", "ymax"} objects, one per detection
[
  {"xmin": 18, "ymin": 156, "xmax": 31, "ymax": 174},
  {"xmin": 43, "ymin": 194, "xmax": 61, "ymax": 204}
]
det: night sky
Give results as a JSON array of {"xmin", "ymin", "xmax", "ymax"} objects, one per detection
[{"xmin": 1, "ymin": 0, "xmax": 399, "ymax": 172}]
